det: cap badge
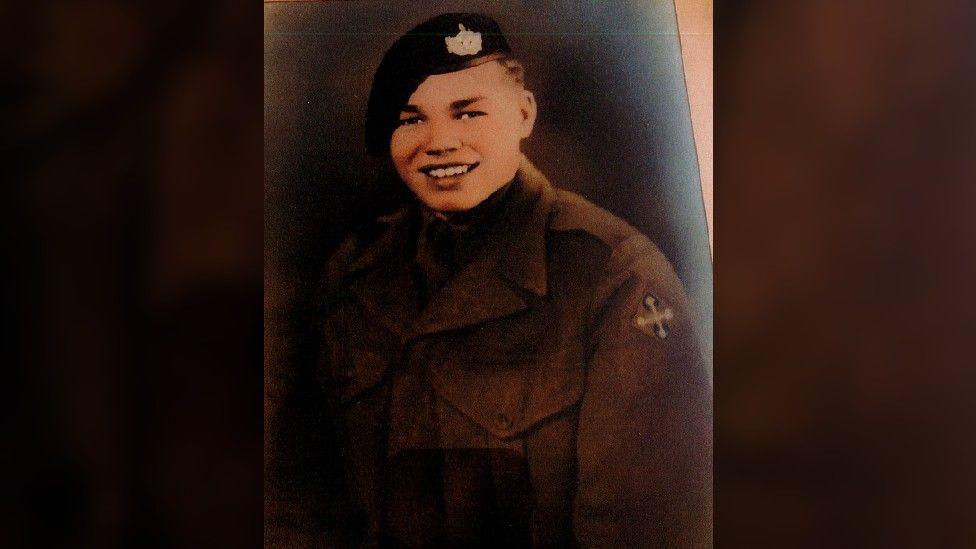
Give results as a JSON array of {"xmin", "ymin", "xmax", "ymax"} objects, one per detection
[
  {"xmin": 633, "ymin": 294, "xmax": 674, "ymax": 339},
  {"xmin": 445, "ymin": 24, "xmax": 482, "ymax": 56}
]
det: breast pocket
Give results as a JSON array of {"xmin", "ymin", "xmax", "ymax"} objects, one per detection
[{"xmin": 430, "ymin": 350, "xmax": 584, "ymax": 440}]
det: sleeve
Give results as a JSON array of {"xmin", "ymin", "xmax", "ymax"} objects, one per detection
[
  {"xmin": 573, "ymin": 235, "xmax": 712, "ymax": 548},
  {"xmin": 264, "ymin": 235, "xmax": 362, "ymax": 548}
]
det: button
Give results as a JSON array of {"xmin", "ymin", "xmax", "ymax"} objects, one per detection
[{"xmin": 495, "ymin": 413, "xmax": 513, "ymax": 430}]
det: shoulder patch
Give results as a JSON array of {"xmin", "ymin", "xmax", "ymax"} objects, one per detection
[{"xmin": 633, "ymin": 293, "xmax": 674, "ymax": 339}]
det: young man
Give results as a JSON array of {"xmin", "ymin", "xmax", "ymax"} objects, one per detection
[{"xmin": 317, "ymin": 13, "xmax": 711, "ymax": 547}]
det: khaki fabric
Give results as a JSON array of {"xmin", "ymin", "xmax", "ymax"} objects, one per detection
[{"xmin": 316, "ymin": 158, "xmax": 711, "ymax": 547}]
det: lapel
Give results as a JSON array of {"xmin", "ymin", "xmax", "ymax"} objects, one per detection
[
  {"xmin": 340, "ymin": 209, "xmax": 422, "ymax": 342},
  {"xmin": 338, "ymin": 157, "xmax": 557, "ymax": 343},
  {"xmin": 409, "ymin": 157, "xmax": 555, "ymax": 340}
]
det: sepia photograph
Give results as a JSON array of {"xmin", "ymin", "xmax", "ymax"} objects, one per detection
[{"xmin": 266, "ymin": 1, "xmax": 713, "ymax": 546}]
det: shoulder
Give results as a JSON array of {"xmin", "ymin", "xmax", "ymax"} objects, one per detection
[
  {"xmin": 549, "ymin": 188, "xmax": 638, "ymax": 249},
  {"xmin": 544, "ymin": 189, "xmax": 689, "ymax": 336},
  {"xmin": 322, "ymin": 208, "xmax": 409, "ymax": 294},
  {"xmin": 547, "ymin": 188, "xmax": 674, "ymax": 281}
]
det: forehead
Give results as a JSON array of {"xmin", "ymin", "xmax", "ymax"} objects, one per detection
[{"xmin": 406, "ymin": 61, "xmax": 511, "ymax": 107}]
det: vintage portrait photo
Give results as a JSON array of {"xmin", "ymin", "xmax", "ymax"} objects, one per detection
[{"xmin": 266, "ymin": 2, "xmax": 713, "ymax": 546}]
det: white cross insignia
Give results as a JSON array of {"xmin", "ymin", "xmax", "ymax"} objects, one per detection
[
  {"xmin": 444, "ymin": 24, "xmax": 482, "ymax": 56},
  {"xmin": 633, "ymin": 294, "xmax": 673, "ymax": 339}
]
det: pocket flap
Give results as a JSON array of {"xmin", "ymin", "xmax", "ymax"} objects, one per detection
[{"xmin": 430, "ymin": 351, "xmax": 583, "ymax": 439}]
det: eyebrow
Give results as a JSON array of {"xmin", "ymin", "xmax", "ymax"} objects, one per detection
[
  {"xmin": 450, "ymin": 96, "xmax": 485, "ymax": 110},
  {"xmin": 399, "ymin": 96, "xmax": 486, "ymax": 115}
]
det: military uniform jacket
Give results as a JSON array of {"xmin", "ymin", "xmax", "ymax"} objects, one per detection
[{"xmin": 318, "ymin": 158, "xmax": 711, "ymax": 548}]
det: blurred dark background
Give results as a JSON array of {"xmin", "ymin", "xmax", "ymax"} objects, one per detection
[
  {"xmin": 5, "ymin": 0, "xmax": 976, "ymax": 547},
  {"xmin": 3, "ymin": 0, "xmax": 263, "ymax": 547},
  {"xmin": 715, "ymin": 1, "xmax": 976, "ymax": 546}
]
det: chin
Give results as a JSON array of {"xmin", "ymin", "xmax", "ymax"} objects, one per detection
[
  {"xmin": 425, "ymin": 199, "xmax": 471, "ymax": 213},
  {"xmin": 419, "ymin": 191, "xmax": 486, "ymax": 213}
]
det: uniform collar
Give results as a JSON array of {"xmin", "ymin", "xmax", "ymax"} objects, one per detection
[
  {"xmin": 491, "ymin": 156, "xmax": 552, "ymax": 297},
  {"xmin": 341, "ymin": 156, "xmax": 555, "ymax": 339},
  {"xmin": 349, "ymin": 155, "xmax": 553, "ymax": 295},
  {"xmin": 423, "ymin": 173, "xmax": 520, "ymax": 230}
]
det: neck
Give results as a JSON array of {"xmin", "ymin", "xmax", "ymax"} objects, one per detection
[{"xmin": 424, "ymin": 176, "xmax": 521, "ymax": 229}]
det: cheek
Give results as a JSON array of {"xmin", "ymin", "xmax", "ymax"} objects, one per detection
[
  {"xmin": 470, "ymin": 118, "xmax": 513, "ymax": 152},
  {"xmin": 473, "ymin": 116, "xmax": 522, "ymax": 157},
  {"xmin": 389, "ymin": 131, "xmax": 421, "ymax": 166}
]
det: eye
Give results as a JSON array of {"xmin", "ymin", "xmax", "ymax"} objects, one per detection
[
  {"xmin": 397, "ymin": 116, "xmax": 424, "ymax": 127},
  {"xmin": 457, "ymin": 111, "xmax": 486, "ymax": 120}
]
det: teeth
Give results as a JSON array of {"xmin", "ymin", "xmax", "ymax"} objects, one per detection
[{"xmin": 427, "ymin": 164, "xmax": 471, "ymax": 178}]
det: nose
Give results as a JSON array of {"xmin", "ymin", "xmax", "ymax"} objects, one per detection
[{"xmin": 424, "ymin": 120, "xmax": 461, "ymax": 157}]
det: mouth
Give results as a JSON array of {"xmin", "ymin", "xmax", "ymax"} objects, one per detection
[{"xmin": 418, "ymin": 161, "xmax": 480, "ymax": 180}]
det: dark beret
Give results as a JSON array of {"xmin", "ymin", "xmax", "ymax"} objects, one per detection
[{"xmin": 365, "ymin": 13, "xmax": 514, "ymax": 157}]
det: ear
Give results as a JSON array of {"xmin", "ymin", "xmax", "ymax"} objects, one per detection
[{"xmin": 517, "ymin": 89, "xmax": 537, "ymax": 139}]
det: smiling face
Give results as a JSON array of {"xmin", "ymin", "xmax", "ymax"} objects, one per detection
[{"xmin": 390, "ymin": 61, "xmax": 536, "ymax": 212}]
